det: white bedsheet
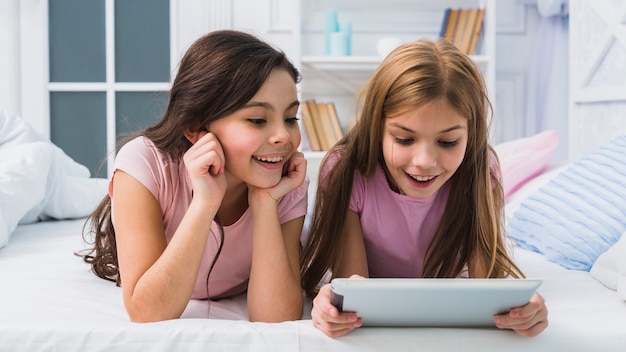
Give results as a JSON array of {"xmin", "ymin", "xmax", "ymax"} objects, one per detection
[{"xmin": 1, "ymin": 219, "xmax": 625, "ymax": 351}]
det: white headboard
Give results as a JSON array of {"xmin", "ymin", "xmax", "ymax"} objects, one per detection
[{"xmin": 569, "ymin": 0, "xmax": 626, "ymax": 159}]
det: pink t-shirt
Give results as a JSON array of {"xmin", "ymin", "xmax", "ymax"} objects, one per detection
[
  {"xmin": 110, "ymin": 136, "xmax": 308, "ymax": 299},
  {"xmin": 322, "ymin": 153, "xmax": 448, "ymax": 278},
  {"xmin": 349, "ymin": 166, "xmax": 449, "ymax": 278}
]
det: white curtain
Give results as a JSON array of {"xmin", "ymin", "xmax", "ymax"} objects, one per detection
[{"xmin": 525, "ymin": 0, "xmax": 570, "ymax": 162}]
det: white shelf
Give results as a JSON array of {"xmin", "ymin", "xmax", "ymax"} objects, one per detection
[
  {"xmin": 299, "ymin": 0, "xmax": 495, "ymax": 93},
  {"xmin": 302, "ymin": 56, "xmax": 384, "ymax": 71},
  {"xmin": 302, "ymin": 150, "xmax": 326, "ymax": 158},
  {"xmin": 303, "ymin": 54, "xmax": 490, "ymax": 72},
  {"xmin": 297, "ymin": 0, "xmax": 495, "ymax": 153}
]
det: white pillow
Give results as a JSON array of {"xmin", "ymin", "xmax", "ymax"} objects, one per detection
[
  {"xmin": 40, "ymin": 175, "xmax": 108, "ymax": 220},
  {"xmin": 18, "ymin": 144, "xmax": 107, "ymax": 224},
  {"xmin": 0, "ymin": 110, "xmax": 47, "ymax": 145},
  {"xmin": 0, "ymin": 141, "xmax": 108, "ymax": 248},
  {"xmin": 590, "ymin": 233, "xmax": 626, "ymax": 300},
  {"xmin": 0, "ymin": 142, "xmax": 54, "ymax": 247},
  {"xmin": 0, "ymin": 110, "xmax": 109, "ymax": 248}
]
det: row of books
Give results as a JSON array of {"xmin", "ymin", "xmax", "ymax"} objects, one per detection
[
  {"xmin": 440, "ymin": 7, "xmax": 485, "ymax": 55},
  {"xmin": 301, "ymin": 99, "xmax": 344, "ymax": 151}
]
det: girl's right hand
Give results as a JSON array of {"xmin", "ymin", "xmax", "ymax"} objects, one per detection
[
  {"xmin": 311, "ymin": 282, "xmax": 362, "ymax": 337},
  {"xmin": 183, "ymin": 131, "xmax": 227, "ymax": 209}
]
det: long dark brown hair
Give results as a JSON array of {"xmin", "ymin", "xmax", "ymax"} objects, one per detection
[
  {"xmin": 300, "ymin": 38, "xmax": 523, "ymax": 296},
  {"xmin": 79, "ymin": 30, "xmax": 300, "ymax": 287}
]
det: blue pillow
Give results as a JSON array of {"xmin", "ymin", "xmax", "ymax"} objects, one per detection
[{"xmin": 506, "ymin": 135, "xmax": 626, "ymax": 271}]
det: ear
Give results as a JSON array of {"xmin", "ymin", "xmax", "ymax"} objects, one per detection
[{"xmin": 183, "ymin": 127, "xmax": 200, "ymax": 144}]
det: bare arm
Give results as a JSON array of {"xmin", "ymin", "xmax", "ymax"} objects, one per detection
[
  {"xmin": 333, "ymin": 210, "xmax": 369, "ymax": 279},
  {"xmin": 246, "ymin": 153, "xmax": 307, "ymax": 322},
  {"xmin": 310, "ymin": 209, "xmax": 368, "ymax": 337},
  {"xmin": 114, "ymin": 132, "xmax": 226, "ymax": 322},
  {"xmin": 247, "ymin": 210, "xmax": 305, "ymax": 322},
  {"xmin": 113, "ymin": 171, "xmax": 218, "ymax": 322}
]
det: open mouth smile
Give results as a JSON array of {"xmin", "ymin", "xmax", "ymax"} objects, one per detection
[
  {"xmin": 253, "ymin": 155, "xmax": 283, "ymax": 163},
  {"xmin": 404, "ymin": 171, "xmax": 438, "ymax": 189},
  {"xmin": 409, "ymin": 174, "xmax": 435, "ymax": 182}
]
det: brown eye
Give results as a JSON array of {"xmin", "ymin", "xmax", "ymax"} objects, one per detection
[
  {"xmin": 395, "ymin": 137, "xmax": 413, "ymax": 145},
  {"xmin": 247, "ymin": 118, "xmax": 266, "ymax": 125},
  {"xmin": 439, "ymin": 140, "xmax": 458, "ymax": 147}
]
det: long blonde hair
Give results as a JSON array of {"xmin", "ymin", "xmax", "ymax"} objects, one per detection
[{"xmin": 300, "ymin": 38, "xmax": 523, "ymax": 296}]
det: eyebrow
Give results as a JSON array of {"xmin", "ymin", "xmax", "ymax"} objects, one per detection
[
  {"xmin": 243, "ymin": 100, "xmax": 300, "ymax": 112},
  {"xmin": 388, "ymin": 122, "xmax": 466, "ymax": 134}
]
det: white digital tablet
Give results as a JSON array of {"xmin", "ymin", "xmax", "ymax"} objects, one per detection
[{"xmin": 330, "ymin": 278, "xmax": 542, "ymax": 327}]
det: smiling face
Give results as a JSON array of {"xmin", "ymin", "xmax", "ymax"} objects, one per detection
[
  {"xmin": 382, "ymin": 99, "xmax": 468, "ymax": 199},
  {"xmin": 208, "ymin": 68, "xmax": 301, "ymax": 189}
]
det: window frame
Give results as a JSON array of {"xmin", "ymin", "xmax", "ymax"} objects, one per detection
[{"xmin": 19, "ymin": 0, "xmax": 234, "ymax": 176}]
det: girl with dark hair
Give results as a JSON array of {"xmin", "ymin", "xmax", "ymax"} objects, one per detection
[
  {"xmin": 301, "ymin": 38, "xmax": 548, "ymax": 337},
  {"xmin": 80, "ymin": 30, "xmax": 308, "ymax": 323}
]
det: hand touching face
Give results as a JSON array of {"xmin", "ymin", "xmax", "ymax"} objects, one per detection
[{"xmin": 183, "ymin": 131, "xmax": 227, "ymax": 209}]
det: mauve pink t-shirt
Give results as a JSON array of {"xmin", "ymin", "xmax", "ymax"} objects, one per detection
[
  {"xmin": 349, "ymin": 165, "xmax": 449, "ymax": 278},
  {"xmin": 321, "ymin": 153, "xmax": 448, "ymax": 278},
  {"xmin": 110, "ymin": 136, "xmax": 308, "ymax": 299}
]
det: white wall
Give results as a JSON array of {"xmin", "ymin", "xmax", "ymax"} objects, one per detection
[{"xmin": 495, "ymin": 2, "xmax": 542, "ymax": 143}]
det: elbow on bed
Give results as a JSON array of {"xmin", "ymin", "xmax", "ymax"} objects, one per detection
[
  {"xmin": 127, "ymin": 310, "xmax": 183, "ymax": 323},
  {"xmin": 124, "ymin": 300, "xmax": 184, "ymax": 323},
  {"xmin": 248, "ymin": 297, "xmax": 304, "ymax": 323}
]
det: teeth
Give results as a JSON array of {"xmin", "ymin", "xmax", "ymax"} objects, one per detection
[
  {"xmin": 410, "ymin": 174, "xmax": 435, "ymax": 182},
  {"xmin": 254, "ymin": 156, "xmax": 283, "ymax": 163}
]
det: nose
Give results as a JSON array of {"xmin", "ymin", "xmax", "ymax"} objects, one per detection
[
  {"xmin": 411, "ymin": 143, "xmax": 437, "ymax": 169},
  {"xmin": 269, "ymin": 122, "xmax": 291, "ymax": 145}
]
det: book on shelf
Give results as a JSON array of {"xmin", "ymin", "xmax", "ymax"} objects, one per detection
[
  {"xmin": 301, "ymin": 99, "xmax": 344, "ymax": 151},
  {"xmin": 305, "ymin": 99, "xmax": 329, "ymax": 151},
  {"xmin": 442, "ymin": 8, "xmax": 459, "ymax": 43},
  {"xmin": 300, "ymin": 100, "xmax": 322, "ymax": 151},
  {"xmin": 452, "ymin": 8, "xmax": 469, "ymax": 51},
  {"xmin": 440, "ymin": 7, "xmax": 485, "ymax": 55},
  {"xmin": 316, "ymin": 101, "xmax": 334, "ymax": 150},
  {"xmin": 466, "ymin": 8, "xmax": 485, "ymax": 55},
  {"xmin": 321, "ymin": 102, "xmax": 344, "ymax": 146},
  {"xmin": 459, "ymin": 8, "xmax": 478, "ymax": 54}
]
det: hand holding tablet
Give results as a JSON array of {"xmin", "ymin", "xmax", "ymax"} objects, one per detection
[{"xmin": 330, "ymin": 278, "xmax": 542, "ymax": 327}]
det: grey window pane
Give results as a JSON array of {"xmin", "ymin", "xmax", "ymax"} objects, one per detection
[
  {"xmin": 115, "ymin": 0, "xmax": 170, "ymax": 82},
  {"xmin": 116, "ymin": 91, "xmax": 168, "ymax": 139},
  {"xmin": 50, "ymin": 92, "xmax": 108, "ymax": 178},
  {"xmin": 49, "ymin": 0, "xmax": 106, "ymax": 82}
]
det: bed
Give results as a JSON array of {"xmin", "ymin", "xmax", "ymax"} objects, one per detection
[{"xmin": 2, "ymin": 112, "xmax": 626, "ymax": 351}]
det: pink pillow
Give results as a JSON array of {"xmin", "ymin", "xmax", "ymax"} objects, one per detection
[{"xmin": 495, "ymin": 130, "xmax": 559, "ymax": 200}]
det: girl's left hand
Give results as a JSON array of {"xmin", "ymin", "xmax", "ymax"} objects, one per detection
[
  {"xmin": 250, "ymin": 152, "xmax": 307, "ymax": 203},
  {"xmin": 493, "ymin": 292, "xmax": 548, "ymax": 337}
]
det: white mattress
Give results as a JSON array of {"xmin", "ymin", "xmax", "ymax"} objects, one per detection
[{"xmin": 1, "ymin": 218, "xmax": 625, "ymax": 351}]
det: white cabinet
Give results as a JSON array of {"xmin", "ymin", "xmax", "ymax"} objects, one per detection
[{"xmin": 297, "ymin": 0, "xmax": 496, "ymax": 153}]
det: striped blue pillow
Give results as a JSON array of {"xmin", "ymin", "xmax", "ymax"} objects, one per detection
[{"xmin": 506, "ymin": 135, "xmax": 626, "ymax": 271}]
